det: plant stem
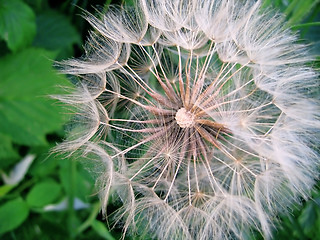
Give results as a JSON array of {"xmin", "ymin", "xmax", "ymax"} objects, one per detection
[{"xmin": 68, "ymin": 159, "xmax": 77, "ymax": 239}]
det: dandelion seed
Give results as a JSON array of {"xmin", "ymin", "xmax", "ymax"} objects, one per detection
[{"xmin": 56, "ymin": 0, "xmax": 320, "ymax": 239}]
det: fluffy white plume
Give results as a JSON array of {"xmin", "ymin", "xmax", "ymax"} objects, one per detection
[{"xmin": 55, "ymin": 0, "xmax": 319, "ymax": 239}]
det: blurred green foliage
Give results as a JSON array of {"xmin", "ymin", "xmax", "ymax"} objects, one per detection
[{"xmin": 0, "ymin": 0, "xmax": 319, "ymax": 239}]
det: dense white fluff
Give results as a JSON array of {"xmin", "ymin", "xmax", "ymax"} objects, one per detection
[{"xmin": 56, "ymin": 0, "xmax": 319, "ymax": 239}]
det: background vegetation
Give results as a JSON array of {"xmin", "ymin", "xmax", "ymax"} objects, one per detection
[{"xmin": 0, "ymin": 0, "xmax": 319, "ymax": 239}]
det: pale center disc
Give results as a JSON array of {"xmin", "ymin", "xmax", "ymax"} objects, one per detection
[{"xmin": 175, "ymin": 108, "xmax": 195, "ymax": 128}]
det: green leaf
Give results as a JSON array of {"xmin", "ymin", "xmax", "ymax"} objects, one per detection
[
  {"xmin": 1, "ymin": 217, "xmax": 69, "ymax": 240},
  {"xmin": 91, "ymin": 220, "xmax": 116, "ymax": 240},
  {"xmin": 0, "ymin": 184, "xmax": 16, "ymax": 197},
  {"xmin": 0, "ymin": 197, "xmax": 29, "ymax": 235},
  {"xmin": 0, "ymin": 48, "xmax": 71, "ymax": 146},
  {"xmin": 29, "ymin": 149, "xmax": 59, "ymax": 178},
  {"xmin": 315, "ymin": 214, "xmax": 320, "ymax": 240},
  {"xmin": 0, "ymin": 133, "xmax": 19, "ymax": 167},
  {"xmin": 33, "ymin": 10, "xmax": 81, "ymax": 60},
  {"xmin": 285, "ymin": 0, "xmax": 320, "ymax": 26},
  {"xmin": 0, "ymin": 0, "xmax": 36, "ymax": 52},
  {"xmin": 299, "ymin": 202, "xmax": 317, "ymax": 237},
  {"xmin": 292, "ymin": 22, "xmax": 320, "ymax": 29},
  {"xmin": 26, "ymin": 179, "xmax": 62, "ymax": 208},
  {"xmin": 59, "ymin": 160, "xmax": 94, "ymax": 201}
]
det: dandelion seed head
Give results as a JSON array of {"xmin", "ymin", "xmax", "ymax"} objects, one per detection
[{"xmin": 55, "ymin": 0, "xmax": 320, "ymax": 239}]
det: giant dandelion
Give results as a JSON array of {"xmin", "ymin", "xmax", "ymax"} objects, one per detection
[{"xmin": 55, "ymin": 0, "xmax": 320, "ymax": 239}]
